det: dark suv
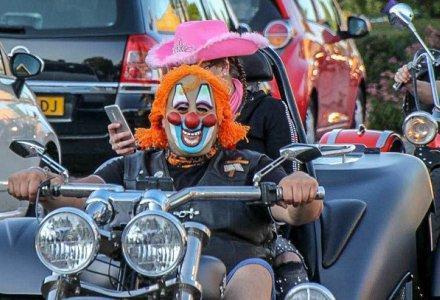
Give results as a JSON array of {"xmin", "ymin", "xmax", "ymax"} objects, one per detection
[{"xmin": 0, "ymin": 0, "xmax": 237, "ymax": 173}]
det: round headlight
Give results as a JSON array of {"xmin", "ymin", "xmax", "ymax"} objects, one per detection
[
  {"xmin": 403, "ymin": 112, "xmax": 438, "ymax": 145},
  {"xmin": 35, "ymin": 208, "xmax": 99, "ymax": 275},
  {"xmin": 285, "ymin": 283, "xmax": 336, "ymax": 300},
  {"xmin": 122, "ymin": 211, "xmax": 186, "ymax": 277}
]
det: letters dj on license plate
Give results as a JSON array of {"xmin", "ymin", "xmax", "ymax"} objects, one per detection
[{"xmin": 37, "ymin": 96, "xmax": 64, "ymax": 116}]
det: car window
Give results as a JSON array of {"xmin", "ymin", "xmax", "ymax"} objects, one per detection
[
  {"xmin": 0, "ymin": 0, "xmax": 117, "ymax": 31},
  {"xmin": 314, "ymin": 0, "xmax": 341, "ymax": 32},
  {"xmin": 203, "ymin": 0, "xmax": 235, "ymax": 29},
  {"xmin": 228, "ymin": 0, "xmax": 282, "ymax": 32},
  {"xmin": 145, "ymin": 0, "xmax": 185, "ymax": 33},
  {"xmin": 295, "ymin": 0, "xmax": 318, "ymax": 22}
]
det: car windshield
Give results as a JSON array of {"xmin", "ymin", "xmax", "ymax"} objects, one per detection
[
  {"xmin": 0, "ymin": 0, "xmax": 117, "ymax": 31},
  {"xmin": 228, "ymin": 0, "xmax": 281, "ymax": 32}
]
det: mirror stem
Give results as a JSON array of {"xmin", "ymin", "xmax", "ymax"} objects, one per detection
[
  {"xmin": 253, "ymin": 155, "xmax": 288, "ymax": 185},
  {"xmin": 12, "ymin": 79, "xmax": 24, "ymax": 97},
  {"xmin": 408, "ymin": 23, "xmax": 436, "ymax": 61},
  {"xmin": 41, "ymin": 155, "xmax": 69, "ymax": 182}
]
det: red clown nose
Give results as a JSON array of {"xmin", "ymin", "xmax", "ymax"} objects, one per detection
[{"xmin": 184, "ymin": 112, "xmax": 200, "ymax": 129}]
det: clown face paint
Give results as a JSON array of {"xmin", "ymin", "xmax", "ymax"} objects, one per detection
[{"xmin": 163, "ymin": 75, "xmax": 218, "ymax": 156}]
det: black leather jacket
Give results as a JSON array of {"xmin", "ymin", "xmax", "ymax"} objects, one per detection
[{"xmin": 123, "ymin": 149, "xmax": 278, "ymax": 270}]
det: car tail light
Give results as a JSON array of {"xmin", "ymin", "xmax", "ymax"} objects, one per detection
[
  {"xmin": 263, "ymin": 20, "xmax": 293, "ymax": 49},
  {"xmin": 120, "ymin": 35, "xmax": 160, "ymax": 84}
]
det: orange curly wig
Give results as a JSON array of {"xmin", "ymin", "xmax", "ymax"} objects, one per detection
[{"xmin": 135, "ymin": 65, "xmax": 249, "ymax": 150}]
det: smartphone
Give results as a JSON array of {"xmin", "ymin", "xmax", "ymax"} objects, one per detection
[{"xmin": 104, "ymin": 105, "xmax": 134, "ymax": 139}]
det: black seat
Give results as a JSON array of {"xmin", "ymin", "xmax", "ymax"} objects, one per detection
[{"xmin": 240, "ymin": 51, "xmax": 274, "ymax": 83}]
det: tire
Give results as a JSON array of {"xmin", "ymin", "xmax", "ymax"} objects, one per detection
[
  {"xmin": 351, "ymin": 88, "xmax": 366, "ymax": 129},
  {"xmin": 305, "ymin": 101, "xmax": 316, "ymax": 143},
  {"xmin": 431, "ymin": 168, "xmax": 440, "ymax": 209}
]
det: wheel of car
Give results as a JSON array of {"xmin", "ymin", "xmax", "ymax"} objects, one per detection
[
  {"xmin": 305, "ymin": 102, "xmax": 316, "ymax": 143},
  {"xmin": 352, "ymin": 88, "xmax": 366, "ymax": 129}
]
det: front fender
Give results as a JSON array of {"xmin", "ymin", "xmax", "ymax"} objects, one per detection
[{"xmin": 0, "ymin": 217, "xmax": 50, "ymax": 295}]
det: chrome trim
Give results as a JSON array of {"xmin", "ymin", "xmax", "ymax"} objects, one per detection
[
  {"xmin": 285, "ymin": 283, "xmax": 336, "ymax": 300},
  {"xmin": 121, "ymin": 210, "xmax": 187, "ymax": 278},
  {"xmin": 27, "ymin": 81, "xmax": 118, "ymax": 94},
  {"xmin": 326, "ymin": 129, "xmax": 342, "ymax": 144},
  {"xmin": 118, "ymin": 82, "xmax": 157, "ymax": 95},
  {"xmin": 403, "ymin": 111, "xmax": 438, "ymax": 145},
  {"xmin": 375, "ymin": 130, "xmax": 394, "ymax": 149},
  {"xmin": 59, "ymin": 133, "xmax": 109, "ymax": 140},
  {"xmin": 35, "ymin": 207, "xmax": 100, "ymax": 275}
]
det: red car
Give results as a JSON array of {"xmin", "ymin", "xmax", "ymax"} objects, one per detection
[{"xmin": 229, "ymin": 0, "xmax": 369, "ymax": 142}]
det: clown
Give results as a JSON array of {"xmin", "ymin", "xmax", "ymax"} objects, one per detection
[{"xmin": 7, "ymin": 65, "xmax": 322, "ymax": 300}]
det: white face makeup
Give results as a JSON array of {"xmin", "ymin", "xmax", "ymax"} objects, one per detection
[{"xmin": 163, "ymin": 75, "xmax": 218, "ymax": 156}]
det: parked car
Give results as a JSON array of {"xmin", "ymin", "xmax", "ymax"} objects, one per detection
[
  {"xmin": 0, "ymin": 46, "xmax": 61, "ymax": 219},
  {"xmin": 0, "ymin": 0, "xmax": 238, "ymax": 173},
  {"xmin": 229, "ymin": 0, "xmax": 369, "ymax": 142}
]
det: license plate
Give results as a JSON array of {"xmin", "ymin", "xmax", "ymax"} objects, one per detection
[{"xmin": 37, "ymin": 96, "xmax": 64, "ymax": 116}]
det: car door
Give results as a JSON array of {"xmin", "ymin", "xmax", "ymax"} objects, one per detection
[
  {"xmin": 0, "ymin": 45, "xmax": 39, "ymax": 218},
  {"xmin": 313, "ymin": 0, "xmax": 351, "ymax": 129}
]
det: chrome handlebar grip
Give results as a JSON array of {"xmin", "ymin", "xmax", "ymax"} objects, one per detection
[
  {"xmin": 316, "ymin": 186, "xmax": 325, "ymax": 200},
  {"xmin": 393, "ymin": 81, "xmax": 403, "ymax": 91},
  {"xmin": 0, "ymin": 181, "xmax": 7, "ymax": 192}
]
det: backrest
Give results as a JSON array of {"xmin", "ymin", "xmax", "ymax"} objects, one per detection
[{"xmin": 240, "ymin": 51, "xmax": 274, "ymax": 83}]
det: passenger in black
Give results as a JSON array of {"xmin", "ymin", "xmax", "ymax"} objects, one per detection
[{"xmin": 7, "ymin": 64, "xmax": 322, "ymax": 300}]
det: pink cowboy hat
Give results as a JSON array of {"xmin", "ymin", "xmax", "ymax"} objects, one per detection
[{"xmin": 146, "ymin": 20, "xmax": 269, "ymax": 69}]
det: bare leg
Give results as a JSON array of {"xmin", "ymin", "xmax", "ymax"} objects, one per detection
[{"xmin": 225, "ymin": 264, "xmax": 273, "ymax": 300}]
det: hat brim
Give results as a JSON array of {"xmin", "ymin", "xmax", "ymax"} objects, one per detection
[{"xmin": 147, "ymin": 32, "xmax": 269, "ymax": 69}]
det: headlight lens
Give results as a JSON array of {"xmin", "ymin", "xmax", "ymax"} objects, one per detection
[
  {"xmin": 403, "ymin": 112, "xmax": 438, "ymax": 145},
  {"xmin": 122, "ymin": 211, "xmax": 186, "ymax": 277},
  {"xmin": 35, "ymin": 208, "xmax": 99, "ymax": 275},
  {"xmin": 285, "ymin": 283, "xmax": 336, "ymax": 300}
]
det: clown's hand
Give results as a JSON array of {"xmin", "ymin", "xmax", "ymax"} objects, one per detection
[
  {"xmin": 278, "ymin": 172, "xmax": 318, "ymax": 207},
  {"xmin": 108, "ymin": 123, "xmax": 136, "ymax": 156},
  {"xmin": 272, "ymin": 172, "xmax": 323, "ymax": 225}
]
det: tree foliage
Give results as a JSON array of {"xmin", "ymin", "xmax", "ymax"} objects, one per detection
[{"xmin": 339, "ymin": 0, "xmax": 439, "ymax": 18}]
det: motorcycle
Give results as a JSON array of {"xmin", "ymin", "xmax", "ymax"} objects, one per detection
[
  {"xmin": 0, "ymin": 47, "xmax": 437, "ymax": 299},
  {"xmin": 0, "ymin": 138, "xmax": 332, "ymax": 299}
]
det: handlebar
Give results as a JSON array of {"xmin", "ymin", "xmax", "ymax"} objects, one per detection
[
  {"xmin": 393, "ymin": 81, "xmax": 403, "ymax": 91},
  {"xmin": 0, "ymin": 181, "xmax": 325, "ymax": 205}
]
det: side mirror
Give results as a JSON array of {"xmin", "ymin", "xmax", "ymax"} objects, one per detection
[
  {"xmin": 9, "ymin": 140, "xmax": 45, "ymax": 158},
  {"xmin": 280, "ymin": 143, "xmax": 322, "ymax": 163},
  {"xmin": 339, "ymin": 16, "xmax": 370, "ymax": 39},
  {"xmin": 388, "ymin": 3, "xmax": 414, "ymax": 29},
  {"xmin": 9, "ymin": 140, "xmax": 69, "ymax": 181},
  {"xmin": 11, "ymin": 52, "xmax": 43, "ymax": 78},
  {"xmin": 10, "ymin": 52, "xmax": 44, "ymax": 96},
  {"xmin": 237, "ymin": 23, "xmax": 251, "ymax": 34}
]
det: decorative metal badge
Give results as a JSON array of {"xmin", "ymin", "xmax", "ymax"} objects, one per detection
[
  {"xmin": 223, "ymin": 157, "xmax": 249, "ymax": 177},
  {"xmin": 173, "ymin": 207, "xmax": 200, "ymax": 219}
]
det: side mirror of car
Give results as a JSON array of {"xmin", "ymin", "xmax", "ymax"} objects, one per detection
[
  {"xmin": 339, "ymin": 16, "xmax": 370, "ymax": 39},
  {"xmin": 10, "ymin": 52, "xmax": 44, "ymax": 96}
]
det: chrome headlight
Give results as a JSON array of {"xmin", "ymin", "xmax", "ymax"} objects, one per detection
[
  {"xmin": 285, "ymin": 283, "xmax": 336, "ymax": 300},
  {"xmin": 403, "ymin": 112, "xmax": 438, "ymax": 145},
  {"xmin": 35, "ymin": 208, "xmax": 99, "ymax": 275},
  {"xmin": 122, "ymin": 210, "xmax": 186, "ymax": 277}
]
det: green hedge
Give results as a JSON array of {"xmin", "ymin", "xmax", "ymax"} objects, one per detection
[{"xmin": 356, "ymin": 19, "xmax": 440, "ymax": 132}]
